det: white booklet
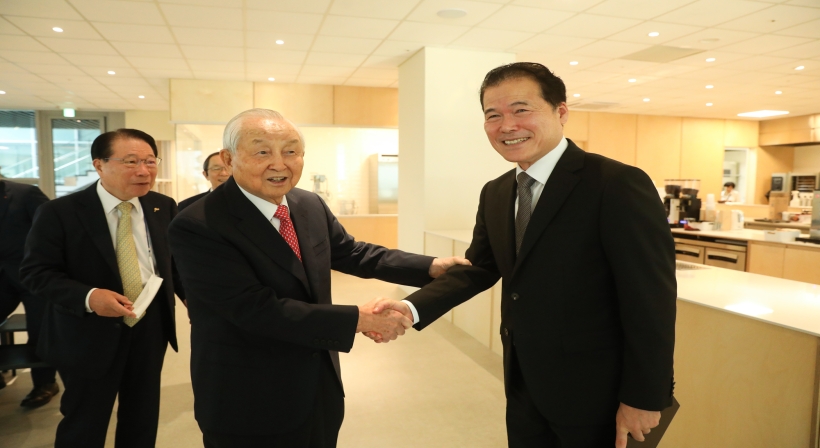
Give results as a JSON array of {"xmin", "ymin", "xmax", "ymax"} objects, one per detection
[{"xmin": 132, "ymin": 274, "xmax": 163, "ymax": 318}]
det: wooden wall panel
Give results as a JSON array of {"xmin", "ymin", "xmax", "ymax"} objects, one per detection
[
  {"xmin": 564, "ymin": 110, "xmax": 589, "ymax": 143},
  {"xmin": 680, "ymin": 118, "xmax": 725, "ymax": 200},
  {"xmin": 253, "ymin": 83, "xmax": 334, "ymax": 125},
  {"xmin": 337, "ymin": 215, "xmax": 398, "ymax": 249},
  {"xmin": 334, "ymin": 86, "xmax": 398, "ymax": 127},
  {"xmin": 755, "ymin": 145, "xmax": 794, "ymax": 204},
  {"xmin": 170, "ymin": 79, "xmax": 253, "ymax": 123},
  {"xmin": 724, "ymin": 119, "xmax": 759, "ymax": 147},
  {"xmin": 783, "ymin": 247, "xmax": 820, "ymax": 285},
  {"xmin": 587, "ymin": 112, "xmax": 637, "ymax": 165},
  {"xmin": 636, "ymin": 115, "xmax": 681, "ymax": 184}
]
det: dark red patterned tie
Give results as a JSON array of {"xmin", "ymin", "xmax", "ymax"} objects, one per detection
[{"xmin": 274, "ymin": 204, "xmax": 301, "ymax": 261}]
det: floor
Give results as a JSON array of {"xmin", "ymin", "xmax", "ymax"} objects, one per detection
[{"xmin": 0, "ymin": 272, "xmax": 508, "ymax": 447}]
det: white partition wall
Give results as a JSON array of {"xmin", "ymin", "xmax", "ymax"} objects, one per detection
[{"xmin": 397, "ymin": 47, "xmax": 515, "ymax": 254}]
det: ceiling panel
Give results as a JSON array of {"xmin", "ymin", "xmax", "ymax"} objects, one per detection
[
  {"xmin": 667, "ymin": 50, "xmax": 751, "ymax": 67},
  {"xmin": 585, "ymin": 0, "xmax": 699, "ymax": 20},
  {"xmin": 389, "ymin": 22, "xmax": 469, "ymax": 45},
  {"xmin": 478, "ymin": 6, "xmax": 575, "ymax": 33},
  {"xmin": 111, "ymin": 42, "xmax": 183, "ymax": 58},
  {"xmin": 296, "ymin": 75, "xmax": 349, "ymax": 85},
  {"xmin": 180, "ymin": 45, "xmax": 245, "ymax": 61},
  {"xmin": 60, "ymin": 53, "xmax": 130, "ymax": 67},
  {"xmin": 718, "ymin": 34, "xmax": 812, "ymax": 54},
  {"xmin": 68, "ymin": 0, "xmax": 165, "ymax": 25},
  {"xmin": 727, "ymin": 55, "xmax": 797, "ymax": 71},
  {"xmin": 351, "ymin": 67, "xmax": 398, "ymax": 79},
  {"xmin": 138, "ymin": 68, "xmax": 193, "ymax": 78},
  {"xmin": 371, "ymin": 40, "xmax": 425, "ymax": 57},
  {"xmin": 775, "ymin": 19, "xmax": 820, "ymax": 38},
  {"xmin": 327, "ymin": 0, "xmax": 420, "ymax": 20},
  {"xmin": 5, "ymin": 17, "xmax": 102, "ymax": 39},
  {"xmin": 543, "ymin": 14, "xmax": 642, "ymax": 39},
  {"xmin": 248, "ymin": 74, "xmax": 298, "ymax": 83},
  {"xmin": 0, "ymin": 17, "xmax": 25, "ymax": 35},
  {"xmin": 245, "ymin": 32, "xmax": 314, "ymax": 51},
  {"xmin": 320, "ymin": 16, "xmax": 399, "ymax": 40},
  {"xmin": 127, "ymin": 56, "xmax": 190, "ymax": 70},
  {"xmin": 159, "ymin": 0, "xmax": 242, "ymax": 6},
  {"xmin": 245, "ymin": 0, "xmax": 330, "ymax": 14},
  {"xmin": 159, "ymin": 4, "xmax": 243, "ymax": 29},
  {"xmin": 38, "ymin": 37, "xmax": 119, "ymax": 55},
  {"xmin": 662, "ymin": 27, "xmax": 758, "ymax": 49},
  {"xmin": 40, "ymin": 74, "xmax": 101, "ymax": 84},
  {"xmin": 185, "ymin": 60, "xmax": 244, "ymax": 72},
  {"xmin": 0, "ymin": 50, "xmax": 68, "ymax": 64},
  {"xmin": 606, "ymin": 21, "xmax": 704, "ymax": 45},
  {"xmin": 93, "ymin": 23, "xmax": 176, "ymax": 44},
  {"xmin": 573, "ymin": 40, "xmax": 649, "ymax": 58},
  {"xmin": 361, "ymin": 53, "xmax": 415, "ymax": 67},
  {"xmin": 344, "ymin": 77, "xmax": 395, "ymax": 87},
  {"xmin": 715, "ymin": 5, "xmax": 820, "ymax": 33},
  {"xmin": 192, "ymin": 71, "xmax": 245, "ymax": 80},
  {"xmin": 772, "ymin": 39, "xmax": 820, "ymax": 58},
  {"xmin": 654, "ymin": 0, "xmax": 771, "ymax": 26},
  {"xmin": 0, "ymin": 0, "xmax": 84, "ymax": 20},
  {"xmin": 311, "ymin": 36, "xmax": 381, "ymax": 54},
  {"xmin": 511, "ymin": 0, "xmax": 605, "ymax": 12},
  {"xmin": 0, "ymin": 35, "xmax": 51, "ymax": 52},
  {"xmin": 245, "ymin": 63, "xmax": 302, "ymax": 75},
  {"xmin": 299, "ymin": 65, "xmax": 356, "ymax": 77},
  {"xmin": 85, "ymin": 66, "xmax": 140, "ymax": 77},
  {"xmin": 406, "ymin": 0, "xmax": 503, "ymax": 26},
  {"xmin": 245, "ymin": 10, "xmax": 324, "ymax": 33},
  {"xmin": 510, "ymin": 34, "xmax": 595, "ymax": 53},
  {"xmin": 172, "ymin": 27, "xmax": 244, "ymax": 47},
  {"xmin": 450, "ymin": 28, "xmax": 535, "ymax": 51},
  {"xmin": 245, "ymin": 48, "xmax": 307, "ymax": 64},
  {"xmin": 304, "ymin": 52, "xmax": 368, "ymax": 67},
  {"xmin": 583, "ymin": 58, "xmax": 661, "ymax": 74}
]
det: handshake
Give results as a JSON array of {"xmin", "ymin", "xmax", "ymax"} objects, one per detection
[{"xmin": 355, "ymin": 297, "xmax": 413, "ymax": 343}]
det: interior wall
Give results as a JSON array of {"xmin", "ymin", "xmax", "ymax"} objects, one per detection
[
  {"xmin": 793, "ymin": 145, "xmax": 820, "ymax": 173},
  {"xmin": 756, "ymin": 146, "xmax": 795, "ymax": 204}
]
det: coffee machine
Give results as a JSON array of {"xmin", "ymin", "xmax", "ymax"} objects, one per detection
[
  {"xmin": 664, "ymin": 179, "xmax": 702, "ymax": 226},
  {"xmin": 796, "ymin": 190, "xmax": 820, "ymax": 244}
]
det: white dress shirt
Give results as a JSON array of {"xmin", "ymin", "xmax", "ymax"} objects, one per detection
[
  {"xmin": 85, "ymin": 181, "xmax": 157, "ymax": 312},
  {"xmin": 236, "ymin": 184, "xmax": 289, "ymax": 232},
  {"xmin": 403, "ymin": 137, "xmax": 569, "ymax": 325}
]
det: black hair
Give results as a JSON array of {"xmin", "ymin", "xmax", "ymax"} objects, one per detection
[
  {"xmin": 480, "ymin": 62, "xmax": 567, "ymax": 110},
  {"xmin": 724, "ymin": 182, "xmax": 736, "ymax": 188},
  {"xmin": 203, "ymin": 152, "xmax": 221, "ymax": 172},
  {"xmin": 90, "ymin": 129, "xmax": 157, "ymax": 160}
]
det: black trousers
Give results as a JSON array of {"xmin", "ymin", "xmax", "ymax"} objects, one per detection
[
  {"xmin": 506, "ymin": 347, "xmax": 614, "ymax": 448},
  {"xmin": 203, "ymin": 354, "xmax": 345, "ymax": 448},
  {"xmin": 55, "ymin": 300, "xmax": 168, "ymax": 448},
  {"xmin": 0, "ymin": 269, "xmax": 57, "ymax": 387}
]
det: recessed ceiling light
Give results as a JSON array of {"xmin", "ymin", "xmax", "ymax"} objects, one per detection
[
  {"xmin": 275, "ymin": 40, "xmax": 284, "ymax": 45},
  {"xmin": 569, "ymin": 61, "xmax": 578, "ymax": 66},
  {"xmin": 107, "ymin": 70, "xmax": 115, "ymax": 75},
  {"xmin": 52, "ymin": 27, "xmax": 63, "ymax": 33},
  {"xmin": 437, "ymin": 8, "xmax": 467, "ymax": 19},
  {"xmin": 0, "ymin": 91, "xmax": 5, "ymax": 95},
  {"xmin": 138, "ymin": 95, "xmax": 145, "ymax": 99},
  {"xmin": 737, "ymin": 110, "xmax": 789, "ymax": 118},
  {"xmin": 268, "ymin": 77, "xmax": 275, "ymax": 81},
  {"xmin": 573, "ymin": 93, "xmax": 580, "ymax": 97},
  {"xmin": 643, "ymin": 98, "xmax": 650, "ymax": 102},
  {"xmin": 705, "ymin": 57, "xmax": 716, "ymax": 62},
  {"xmin": 706, "ymin": 103, "xmax": 713, "ymax": 106},
  {"xmin": 648, "ymin": 32, "xmax": 660, "ymax": 37},
  {"xmin": 628, "ymin": 78, "xmax": 636, "ymax": 83},
  {"xmin": 63, "ymin": 108, "xmax": 75, "ymax": 117},
  {"xmin": 705, "ymin": 85, "xmax": 713, "ymax": 89},
  {"xmin": 795, "ymin": 65, "xmax": 804, "ymax": 70},
  {"xmin": 775, "ymin": 90, "xmax": 782, "ymax": 95}
]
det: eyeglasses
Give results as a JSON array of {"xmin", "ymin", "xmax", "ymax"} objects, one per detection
[
  {"xmin": 207, "ymin": 166, "xmax": 230, "ymax": 173},
  {"xmin": 104, "ymin": 157, "xmax": 161, "ymax": 168}
]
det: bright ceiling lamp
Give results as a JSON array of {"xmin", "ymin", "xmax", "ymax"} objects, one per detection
[{"xmin": 737, "ymin": 110, "xmax": 789, "ymax": 118}]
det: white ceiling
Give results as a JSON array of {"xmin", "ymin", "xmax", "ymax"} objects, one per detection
[{"xmin": 0, "ymin": 0, "xmax": 818, "ymax": 119}]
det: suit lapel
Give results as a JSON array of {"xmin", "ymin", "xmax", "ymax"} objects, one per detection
[
  {"xmin": 286, "ymin": 192, "xmax": 315, "ymax": 298},
  {"xmin": 75, "ymin": 182, "xmax": 121, "ymax": 281},
  {"xmin": 0, "ymin": 182, "xmax": 10, "ymax": 225},
  {"xmin": 225, "ymin": 180, "xmax": 311, "ymax": 294},
  {"xmin": 512, "ymin": 142, "xmax": 584, "ymax": 276},
  {"xmin": 490, "ymin": 172, "xmax": 517, "ymax": 277},
  {"xmin": 139, "ymin": 194, "xmax": 167, "ymax": 277}
]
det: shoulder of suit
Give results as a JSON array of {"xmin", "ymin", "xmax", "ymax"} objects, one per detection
[{"xmin": 485, "ymin": 167, "xmax": 517, "ymax": 188}]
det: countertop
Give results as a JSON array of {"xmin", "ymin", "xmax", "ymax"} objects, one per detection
[
  {"xmin": 744, "ymin": 220, "xmax": 810, "ymax": 231},
  {"xmin": 671, "ymin": 228, "xmax": 820, "ymax": 250},
  {"xmin": 676, "ymin": 261, "xmax": 820, "ymax": 337}
]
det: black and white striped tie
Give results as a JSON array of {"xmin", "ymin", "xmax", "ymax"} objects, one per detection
[{"xmin": 515, "ymin": 171, "xmax": 536, "ymax": 255}]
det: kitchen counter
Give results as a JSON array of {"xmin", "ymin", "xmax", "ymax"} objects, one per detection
[
  {"xmin": 671, "ymin": 227, "xmax": 820, "ymax": 250},
  {"xmin": 745, "ymin": 220, "xmax": 811, "ymax": 231}
]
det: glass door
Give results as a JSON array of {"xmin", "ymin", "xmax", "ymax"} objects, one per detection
[
  {"xmin": 0, "ymin": 110, "xmax": 39, "ymax": 184},
  {"xmin": 51, "ymin": 118, "xmax": 103, "ymax": 197}
]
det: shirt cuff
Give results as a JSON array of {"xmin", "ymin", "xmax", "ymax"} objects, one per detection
[
  {"xmin": 402, "ymin": 299, "xmax": 420, "ymax": 325},
  {"xmin": 85, "ymin": 288, "xmax": 97, "ymax": 313}
]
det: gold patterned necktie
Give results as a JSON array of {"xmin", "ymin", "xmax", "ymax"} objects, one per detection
[{"xmin": 115, "ymin": 202, "xmax": 145, "ymax": 327}]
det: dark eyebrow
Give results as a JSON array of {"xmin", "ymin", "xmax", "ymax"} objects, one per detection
[{"xmin": 484, "ymin": 100, "xmax": 531, "ymax": 114}]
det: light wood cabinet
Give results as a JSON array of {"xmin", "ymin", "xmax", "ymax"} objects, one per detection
[
  {"xmin": 724, "ymin": 119, "xmax": 759, "ymax": 148},
  {"xmin": 783, "ymin": 247, "xmax": 820, "ymax": 284},
  {"xmin": 333, "ymin": 86, "xmax": 398, "ymax": 127},
  {"xmin": 747, "ymin": 242, "xmax": 785, "ymax": 277},
  {"xmin": 254, "ymin": 83, "xmax": 334, "ymax": 125},
  {"xmin": 170, "ymin": 79, "xmax": 253, "ymax": 123}
]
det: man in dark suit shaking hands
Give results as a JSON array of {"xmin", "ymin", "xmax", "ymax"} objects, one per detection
[
  {"xmin": 168, "ymin": 108, "xmax": 467, "ymax": 448},
  {"xmin": 20, "ymin": 129, "xmax": 185, "ymax": 448},
  {"xmin": 373, "ymin": 62, "xmax": 677, "ymax": 447}
]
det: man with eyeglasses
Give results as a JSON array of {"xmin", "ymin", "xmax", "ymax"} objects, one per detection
[
  {"xmin": 178, "ymin": 151, "xmax": 231, "ymax": 212},
  {"xmin": 20, "ymin": 128, "xmax": 186, "ymax": 448}
]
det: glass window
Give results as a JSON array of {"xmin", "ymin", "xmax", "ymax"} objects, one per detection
[
  {"xmin": 0, "ymin": 110, "xmax": 38, "ymax": 179},
  {"xmin": 52, "ymin": 118, "xmax": 101, "ymax": 197}
]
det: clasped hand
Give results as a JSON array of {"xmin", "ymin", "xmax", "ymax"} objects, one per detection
[{"xmin": 356, "ymin": 297, "xmax": 412, "ymax": 343}]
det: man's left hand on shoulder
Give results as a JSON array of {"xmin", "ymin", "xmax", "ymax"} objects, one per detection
[
  {"xmin": 615, "ymin": 402, "xmax": 661, "ymax": 448},
  {"xmin": 429, "ymin": 257, "xmax": 471, "ymax": 278}
]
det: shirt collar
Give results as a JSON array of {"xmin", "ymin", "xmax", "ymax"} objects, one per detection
[
  {"xmin": 515, "ymin": 137, "xmax": 568, "ymax": 185},
  {"xmin": 96, "ymin": 180, "xmax": 143, "ymax": 217},
  {"xmin": 236, "ymin": 183, "xmax": 289, "ymax": 220}
]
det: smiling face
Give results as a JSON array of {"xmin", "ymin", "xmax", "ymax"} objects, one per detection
[
  {"xmin": 203, "ymin": 153, "xmax": 231, "ymax": 190},
  {"xmin": 221, "ymin": 117, "xmax": 304, "ymax": 205},
  {"xmin": 93, "ymin": 137, "xmax": 157, "ymax": 201},
  {"xmin": 482, "ymin": 76, "xmax": 568, "ymax": 170}
]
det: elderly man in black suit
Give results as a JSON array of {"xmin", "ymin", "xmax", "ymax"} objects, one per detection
[
  {"xmin": 0, "ymin": 178, "xmax": 57, "ymax": 406},
  {"xmin": 168, "ymin": 108, "xmax": 467, "ymax": 448},
  {"xmin": 178, "ymin": 151, "xmax": 231, "ymax": 211},
  {"xmin": 372, "ymin": 62, "xmax": 677, "ymax": 448},
  {"xmin": 20, "ymin": 129, "xmax": 186, "ymax": 448}
]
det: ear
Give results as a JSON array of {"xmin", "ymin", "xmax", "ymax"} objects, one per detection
[
  {"xmin": 557, "ymin": 102, "xmax": 569, "ymax": 126},
  {"xmin": 202, "ymin": 171, "xmax": 209, "ymax": 180},
  {"xmin": 92, "ymin": 158, "xmax": 104, "ymax": 174},
  {"xmin": 220, "ymin": 149, "xmax": 233, "ymax": 167}
]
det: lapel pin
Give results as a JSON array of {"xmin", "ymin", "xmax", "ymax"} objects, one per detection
[{"xmin": 154, "ymin": 207, "xmax": 160, "ymax": 212}]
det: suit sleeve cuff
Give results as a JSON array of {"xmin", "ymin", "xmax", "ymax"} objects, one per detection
[
  {"xmin": 402, "ymin": 300, "xmax": 420, "ymax": 325},
  {"xmin": 85, "ymin": 288, "xmax": 96, "ymax": 313}
]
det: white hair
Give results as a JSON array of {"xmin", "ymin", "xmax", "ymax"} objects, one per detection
[{"xmin": 222, "ymin": 108, "xmax": 305, "ymax": 154}]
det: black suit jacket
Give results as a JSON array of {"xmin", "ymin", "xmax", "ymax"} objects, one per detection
[
  {"xmin": 177, "ymin": 190, "xmax": 209, "ymax": 212},
  {"xmin": 168, "ymin": 177, "xmax": 435, "ymax": 436},
  {"xmin": 406, "ymin": 140, "xmax": 676, "ymax": 425},
  {"xmin": 0, "ymin": 180, "xmax": 49, "ymax": 281},
  {"xmin": 19, "ymin": 182, "xmax": 185, "ymax": 378}
]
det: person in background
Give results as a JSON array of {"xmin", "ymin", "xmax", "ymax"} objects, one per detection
[
  {"xmin": 719, "ymin": 181, "xmax": 740, "ymax": 203},
  {"xmin": 20, "ymin": 129, "xmax": 186, "ymax": 448},
  {"xmin": 0, "ymin": 178, "xmax": 57, "ymax": 406},
  {"xmin": 178, "ymin": 151, "xmax": 231, "ymax": 211},
  {"xmin": 168, "ymin": 108, "xmax": 469, "ymax": 448},
  {"xmin": 371, "ymin": 62, "xmax": 677, "ymax": 448}
]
